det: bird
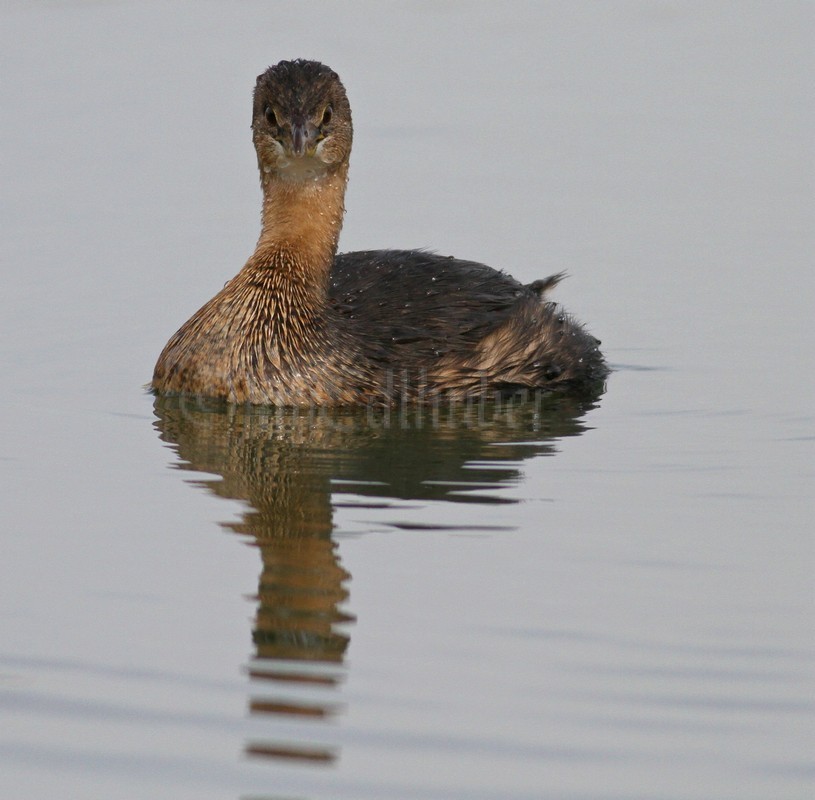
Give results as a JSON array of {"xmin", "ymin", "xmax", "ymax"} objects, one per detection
[{"xmin": 151, "ymin": 59, "xmax": 607, "ymax": 406}]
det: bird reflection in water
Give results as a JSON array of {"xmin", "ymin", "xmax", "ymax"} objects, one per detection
[{"xmin": 152, "ymin": 391, "xmax": 601, "ymax": 768}]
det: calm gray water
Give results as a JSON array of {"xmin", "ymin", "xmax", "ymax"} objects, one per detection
[{"xmin": 1, "ymin": 2, "xmax": 813, "ymax": 799}]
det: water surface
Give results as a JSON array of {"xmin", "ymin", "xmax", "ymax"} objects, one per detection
[{"xmin": 1, "ymin": 2, "xmax": 812, "ymax": 799}]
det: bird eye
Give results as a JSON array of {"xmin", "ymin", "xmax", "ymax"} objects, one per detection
[
  {"xmin": 320, "ymin": 105, "xmax": 333, "ymax": 126},
  {"xmin": 264, "ymin": 106, "xmax": 278, "ymax": 126}
]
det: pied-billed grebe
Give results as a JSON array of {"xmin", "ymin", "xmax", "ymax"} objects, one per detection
[{"xmin": 152, "ymin": 60, "xmax": 607, "ymax": 405}]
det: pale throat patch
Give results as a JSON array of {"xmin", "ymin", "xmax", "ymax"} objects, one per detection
[{"xmin": 265, "ymin": 140, "xmax": 335, "ymax": 183}]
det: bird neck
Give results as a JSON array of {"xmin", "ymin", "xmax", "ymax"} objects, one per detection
[{"xmin": 251, "ymin": 165, "xmax": 348, "ymax": 300}]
